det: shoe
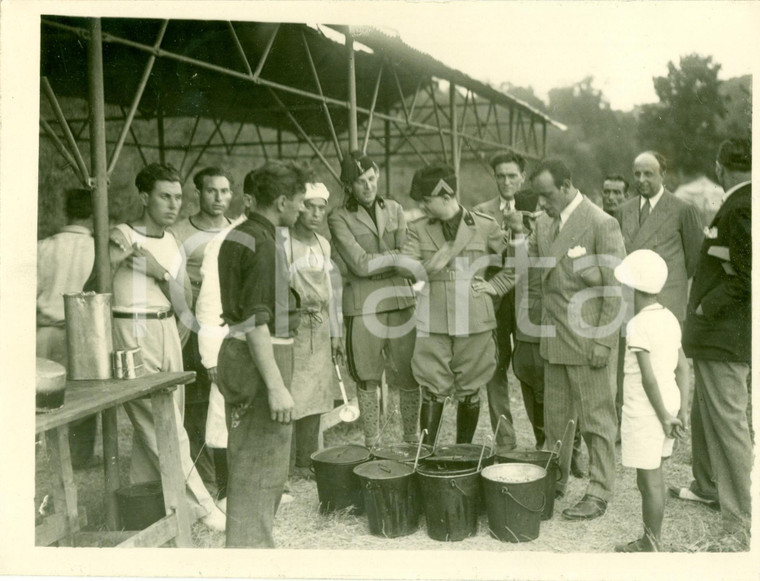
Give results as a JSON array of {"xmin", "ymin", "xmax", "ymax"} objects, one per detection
[
  {"xmin": 215, "ymin": 496, "xmax": 227, "ymax": 513},
  {"xmin": 280, "ymin": 493, "xmax": 294, "ymax": 505},
  {"xmin": 668, "ymin": 486, "xmax": 719, "ymax": 510},
  {"xmin": 562, "ymin": 494, "xmax": 607, "ymax": 521},
  {"xmin": 615, "ymin": 537, "xmax": 657, "ymax": 552},
  {"xmin": 201, "ymin": 505, "xmax": 226, "ymax": 531}
]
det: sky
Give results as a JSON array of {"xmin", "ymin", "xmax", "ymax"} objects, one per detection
[{"xmin": 368, "ymin": 2, "xmax": 758, "ymax": 111}]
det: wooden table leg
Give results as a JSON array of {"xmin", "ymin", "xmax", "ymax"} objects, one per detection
[
  {"xmin": 101, "ymin": 407, "xmax": 121, "ymax": 531},
  {"xmin": 151, "ymin": 389, "xmax": 192, "ymax": 547},
  {"xmin": 46, "ymin": 426, "xmax": 79, "ymax": 546}
]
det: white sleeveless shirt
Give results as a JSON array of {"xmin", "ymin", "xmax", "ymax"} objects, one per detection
[{"xmin": 111, "ymin": 224, "xmax": 183, "ymax": 312}]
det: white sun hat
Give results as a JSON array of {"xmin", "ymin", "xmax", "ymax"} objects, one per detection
[
  {"xmin": 614, "ymin": 249, "xmax": 668, "ymax": 294},
  {"xmin": 304, "ymin": 182, "xmax": 330, "ymax": 202}
]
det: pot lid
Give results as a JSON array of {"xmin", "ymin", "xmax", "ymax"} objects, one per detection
[
  {"xmin": 353, "ymin": 459, "xmax": 414, "ymax": 480},
  {"xmin": 432, "ymin": 443, "xmax": 492, "ymax": 460},
  {"xmin": 312, "ymin": 444, "xmax": 370, "ymax": 464},
  {"xmin": 372, "ymin": 443, "xmax": 432, "ymax": 462},
  {"xmin": 481, "ymin": 462, "xmax": 545, "ymax": 484}
]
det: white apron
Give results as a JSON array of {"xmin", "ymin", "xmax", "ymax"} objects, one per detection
[{"xmin": 287, "ymin": 233, "xmax": 336, "ymax": 420}]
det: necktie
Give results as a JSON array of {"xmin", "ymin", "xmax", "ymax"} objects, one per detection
[
  {"xmin": 550, "ymin": 218, "xmax": 561, "ymax": 242},
  {"xmin": 640, "ymin": 199, "xmax": 651, "ymax": 225}
]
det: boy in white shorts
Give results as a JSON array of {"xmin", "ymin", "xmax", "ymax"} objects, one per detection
[{"xmin": 613, "ymin": 249, "xmax": 690, "ymax": 552}]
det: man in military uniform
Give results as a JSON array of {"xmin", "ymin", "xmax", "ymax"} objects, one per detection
[
  {"xmin": 403, "ymin": 164, "xmax": 515, "ymax": 445},
  {"xmin": 328, "ymin": 151, "xmax": 419, "ymax": 446}
]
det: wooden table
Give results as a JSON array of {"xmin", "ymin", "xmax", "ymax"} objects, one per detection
[{"xmin": 36, "ymin": 371, "xmax": 195, "ymax": 548}]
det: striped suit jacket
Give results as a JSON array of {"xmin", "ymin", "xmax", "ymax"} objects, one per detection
[
  {"xmin": 524, "ymin": 196, "xmax": 626, "ymax": 365},
  {"xmin": 617, "ymin": 190, "xmax": 703, "ymax": 321}
]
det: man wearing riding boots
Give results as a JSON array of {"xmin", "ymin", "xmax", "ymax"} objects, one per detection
[
  {"xmin": 403, "ymin": 164, "xmax": 515, "ymax": 446},
  {"xmin": 328, "ymin": 151, "xmax": 419, "ymax": 447}
]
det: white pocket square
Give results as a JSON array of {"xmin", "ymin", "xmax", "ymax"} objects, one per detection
[
  {"xmin": 567, "ymin": 245, "xmax": 587, "ymax": 258},
  {"xmin": 703, "ymin": 226, "xmax": 718, "ymax": 239}
]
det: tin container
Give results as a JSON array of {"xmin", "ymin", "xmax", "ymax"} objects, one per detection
[
  {"xmin": 64, "ymin": 292, "xmax": 113, "ymax": 380},
  {"xmin": 123, "ymin": 348, "xmax": 145, "ymax": 379},
  {"xmin": 113, "ymin": 351, "xmax": 124, "ymax": 379}
]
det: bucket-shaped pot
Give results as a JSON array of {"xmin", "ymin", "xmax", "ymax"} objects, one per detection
[
  {"xmin": 422, "ymin": 443, "xmax": 494, "ymax": 471},
  {"xmin": 64, "ymin": 292, "xmax": 113, "ymax": 380},
  {"xmin": 481, "ymin": 463, "xmax": 546, "ymax": 543},
  {"xmin": 372, "ymin": 443, "xmax": 433, "ymax": 464},
  {"xmin": 416, "ymin": 465, "xmax": 481, "ymax": 541},
  {"xmin": 115, "ymin": 481, "xmax": 165, "ymax": 530},
  {"xmin": 496, "ymin": 449, "xmax": 560, "ymax": 520},
  {"xmin": 311, "ymin": 444, "xmax": 371, "ymax": 514},
  {"xmin": 353, "ymin": 460, "xmax": 420, "ymax": 538},
  {"xmin": 36, "ymin": 358, "xmax": 67, "ymax": 413}
]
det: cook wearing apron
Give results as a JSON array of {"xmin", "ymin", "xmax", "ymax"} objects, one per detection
[{"xmin": 286, "ymin": 183, "xmax": 343, "ymax": 471}]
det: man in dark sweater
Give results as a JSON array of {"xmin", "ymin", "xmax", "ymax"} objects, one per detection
[{"xmin": 670, "ymin": 138, "xmax": 752, "ymax": 539}]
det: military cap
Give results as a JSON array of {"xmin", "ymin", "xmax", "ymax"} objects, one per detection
[
  {"xmin": 409, "ymin": 163, "xmax": 458, "ymax": 202},
  {"xmin": 340, "ymin": 150, "xmax": 378, "ymax": 185}
]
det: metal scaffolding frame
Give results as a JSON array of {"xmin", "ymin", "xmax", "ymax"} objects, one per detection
[{"xmin": 37, "ymin": 16, "xmax": 564, "ymax": 531}]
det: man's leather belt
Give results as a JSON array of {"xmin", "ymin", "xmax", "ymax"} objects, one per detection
[
  {"xmin": 368, "ymin": 271, "xmax": 396, "ymax": 281},
  {"xmin": 113, "ymin": 309, "xmax": 174, "ymax": 320},
  {"xmin": 427, "ymin": 270, "xmax": 462, "ymax": 281}
]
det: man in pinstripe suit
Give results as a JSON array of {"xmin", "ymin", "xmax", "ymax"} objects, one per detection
[{"xmin": 524, "ymin": 159, "xmax": 626, "ymax": 520}]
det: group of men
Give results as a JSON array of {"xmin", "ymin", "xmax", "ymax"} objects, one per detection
[{"xmin": 37, "ymin": 135, "xmax": 751, "ymax": 547}]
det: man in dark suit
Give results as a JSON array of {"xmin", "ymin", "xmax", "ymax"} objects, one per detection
[
  {"xmin": 473, "ymin": 152, "xmax": 533, "ymax": 452},
  {"xmin": 614, "ymin": 152, "xmax": 704, "ymax": 438},
  {"xmin": 671, "ymin": 139, "xmax": 752, "ymax": 538},
  {"xmin": 525, "ymin": 159, "xmax": 626, "ymax": 520},
  {"xmin": 617, "ymin": 152, "xmax": 703, "ymax": 323}
]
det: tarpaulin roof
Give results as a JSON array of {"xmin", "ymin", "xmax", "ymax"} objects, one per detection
[{"xmin": 40, "ymin": 16, "xmax": 563, "ymax": 140}]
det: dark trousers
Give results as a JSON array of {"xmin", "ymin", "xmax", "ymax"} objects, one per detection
[
  {"xmin": 182, "ymin": 333, "xmax": 216, "ymax": 489},
  {"xmin": 69, "ymin": 416, "xmax": 98, "ymax": 469},
  {"xmin": 290, "ymin": 414, "xmax": 321, "ymax": 473},
  {"xmin": 512, "ymin": 340, "xmax": 545, "ymax": 448},
  {"xmin": 486, "ymin": 297, "xmax": 516, "ymax": 451},
  {"xmin": 213, "ymin": 448, "xmax": 228, "ymax": 500},
  {"xmin": 219, "ymin": 338, "xmax": 293, "ymax": 548}
]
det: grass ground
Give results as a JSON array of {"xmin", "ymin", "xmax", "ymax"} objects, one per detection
[{"xmin": 35, "ymin": 363, "xmax": 747, "ymax": 553}]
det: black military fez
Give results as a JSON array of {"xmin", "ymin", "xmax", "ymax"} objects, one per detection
[
  {"xmin": 410, "ymin": 163, "xmax": 458, "ymax": 201},
  {"xmin": 340, "ymin": 151, "xmax": 378, "ymax": 185}
]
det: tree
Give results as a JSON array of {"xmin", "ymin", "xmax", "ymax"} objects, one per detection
[
  {"xmin": 545, "ymin": 77, "xmax": 638, "ymax": 196},
  {"xmin": 638, "ymin": 54, "xmax": 726, "ymax": 175}
]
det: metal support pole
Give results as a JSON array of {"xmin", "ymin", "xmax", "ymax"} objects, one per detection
[
  {"xmin": 384, "ymin": 116, "xmax": 391, "ymax": 197},
  {"xmin": 542, "ymin": 121, "xmax": 547, "ymax": 158},
  {"xmin": 268, "ymin": 87, "xmax": 341, "ymax": 184},
  {"xmin": 361, "ymin": 62, "xmax": 384, "ymax": 154},
  {"xmin": 157, "ymin": 93, "xmax": 166, "ymax": 165},
  {"xmin": 450, "ymin": 82, "xmax": 459, "ymax": 179},
  {"xmin": 107, "ymin": 20, "xmax": 167, "ymax": 176},
  {"xmin": 428, "ymin": 82, "xmax": 448, "ymax": 165},
  {"xmin": 88, "ymin": 17, "xmax": 119, "ymax": 531},
  {"xmin": 346, "ymin": 29, "xmax": 358, "ymax": 152},
  {"xmin": 41, "ymin": 77, "xmax": 91, "ymax": 185},
  {"xmin": 40, "ymin": 118, "xmax": 84, "ymax": 182},
  {"xmin": 302, "ymin": 30, "xmax": 343, "ymax": 162}
]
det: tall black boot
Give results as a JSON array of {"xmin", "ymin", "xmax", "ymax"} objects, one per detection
[
  {"xmin": 419, "ymin": 399, "xmax": 445, "ymax": 447},
  {"xmin": 456, "ymin": 398, "xmax": 481, "ymax": 444}
]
